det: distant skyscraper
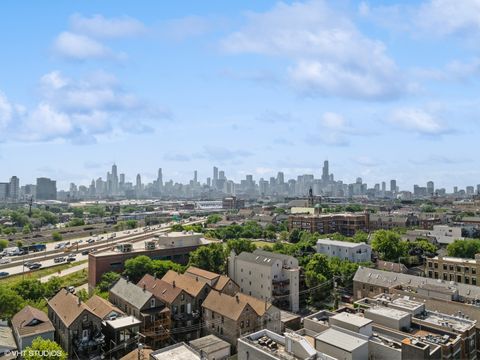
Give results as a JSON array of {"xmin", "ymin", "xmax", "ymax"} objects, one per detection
[
  {"xmin": 454, "ymin": 186, "xmax": 458, "ymax": 194},
  {"xmin": 213, "ymin": 167, "xmax": 218, "ymax": 181},
  {"xmin": 427, "ymin": 181, "xmax": 434, "ymax": 196},
  {"xmin": 9, "ymin": 176, "xmax": 19, "ymax": 200},
  {"xmin": 219, "ymin": 170, "xmax": 225, "ymax": 180},
  {"xmin": 322, "ymin": 160, "xmax": 329, "ymax": 181},
  {"xmin": 157, "ymin": 168, "xmax": 163, "ymax": 190},
  {"xmin": 119, "ymin": 173, "xmax": 125, "ymax": 185},
  {"xmin": 111, "ymin": 164, "xmax": 118, "ymax": 194},
  {"xmin": 207, "ymin": 177, "xmax": 211, "ymax": 187},
  {"xmin": 277, "ymin": 172, "xmax": 284, "ymax": 185},
  {"xmin": 381, "ymin": 182, "xmax": 386, "ymax": 192},
  {"xmin": 390, "ymin": 180, "xmax": 397, "ymax": 193},
  {"xmin": 36, "ymin": 177, "xmax": 57, "ymax": 200},
  {"xmin": 194, "ymin": 170, "xmax": 198, "ymax": 183}
]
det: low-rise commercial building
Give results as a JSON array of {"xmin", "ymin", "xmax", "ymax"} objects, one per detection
[
  {"xmin": 88, "ymin": 232, "xmax": 218, "ymax": 291},
  {"xmin": 316, "ymin": 239, "xmax": 371, "ymax": 263}
]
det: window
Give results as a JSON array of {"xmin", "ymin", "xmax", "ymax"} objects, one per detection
[
  {"xmin": 443, "ymin": 273, "xmax": 448, "ymax": 280},
  {"xmin": 449, "ymin": 265, "xmax": 454, "ymax": 271},
  {"xmin": 83, "ymin": 315, "xmax": 88, "ymax": 322},
  {"xmin": 428, "ymin": 271, "xmax": 433, "ymax": 278},
  {"xmin": 457, "ymin": 275, "xmax": 462, "ymax": 282},
  {"xmin": 465, "ymin": 277, "xmax": 470, "ymax": 284},
  {"xmin": 472, "ymin": 278, "xmax": 477, "ymax": 285},
  {"xmin": 434, "ymin": 263, "xmax": 438, "ymax": 269},
  {"xmin": 221, "ymin": 316, "xmax": 224, "ymax": 324},
  {"xmin": 212, "ymin": 312, "xmax": 215, "ymax": 319},
  {"xmin": 434, "ymin": 272, "xmax": 438, "ymax": 279},
  {"xmin": 241, "ymin": 321, "xmax": 244, "ymax": 328},
  {"xmin": 465, "ymin": 267, "xmax": 470, "ymax": 273},
  {"xmin": 472, "ymin": 268, "xmax": 477, "ymax": 275},
  {"xmin": 150, "ymin": 299, "xmax": 155, "ymax": 308},
  {"xmin": 181, "ymin": 294, "xmax": 185, "ymax": 300},
  {"xmin": 246, "ymin": 319, "xmax": 250, "ymax": 327},
  {"xmin": 456, "ymin": 266, "xmax": 461, "ymax": 272},
  {"xmin": 443, "ymin": 264, "xmax": 447, "ymax": 270}
]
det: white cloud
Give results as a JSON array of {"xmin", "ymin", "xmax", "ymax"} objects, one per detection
[
  {"xmin": 388, "ymin": 108, "xmax": 449, "ymax": 135},
  {"xmin": 0, "ymin": 71, "xmax": 169, "ymax": 143},
  {"xmin": 307, "ymin": 112, "xmax": 368, "ymax": 146},
  {"xmin": 53, "ymin": 32, "xmax": 114, "ymax": 60},
  {"xmin": 70, "ymin": 14, "xmax": 146, "ymax": 38},
  {"xmin": 417, "ymin": 0, "xmax": 480, "ymax": 36},
  {"xmin": 221, "ymin": 0, "xmax": 405, "ymax": 100}
]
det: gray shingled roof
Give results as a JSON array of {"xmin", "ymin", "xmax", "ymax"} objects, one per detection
[
  {"xmin": 236, "ymin": 251, "xmax": 280, "ymax": 266},
  {"xmin": 110, "ymin": 278, "xmax": 154, "ymax": 309},
  {"xmin": 354, "ymin": 267, "xmax": 480, "ymax": 299}
]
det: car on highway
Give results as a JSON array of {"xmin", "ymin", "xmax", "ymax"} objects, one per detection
[
  {"xmin": 0, "ymin": 257, "xmax": 11, "ymax": 264},
  {"xmin": 87, "ymin": 238, "xmax": 95, "ymax": 243},
  {"xmin": 27, "ymin": 263, "xmax": 42, "ymax": 270},
  {"xmin": 67, "ymin": 256, "xmax": 76, "ymax": 262},
  {"xmin": 0, "ymin": 271, "xmax": 9, "ymax": 277},
  {"xmin": 23, "ymin": 261, "xmax": 33, "ymax": 267},
  {"xmin": 54, "ymin": 257, "xmax": 66, "ymax": 263},
  {"xmin": 81, "ymin": 249, "xmax": 90, "ymax": 255}
]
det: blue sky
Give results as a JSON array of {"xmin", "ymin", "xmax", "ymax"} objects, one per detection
[{"xmin": 1, "ymin": 0, "xmax": 480, "ymax": 190}]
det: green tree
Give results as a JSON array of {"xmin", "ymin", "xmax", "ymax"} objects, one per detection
[
  {"xmin": 206, "ymin": 214, "xmax": 222, "ymax": 224},
  {"xmin": 371, "ymin": 230, "xmax": 407, "ymax": 261},
  {"xmin": 72, "ymin": 207, "xmax": 84, "ymax": 218},
  {"xmin": 77, "ymin": 289, "xmax": 89, "ymax": 302},
  {"xmin": 51, "ymin": 231, "xmax": 62, "ymax": 242},
  {"xmin": 0, "ymin": 285, "xmax": 24, "ymax": 320},
  {"xmin": 13, "ymin": 279, "xmax": 45, "ymax": 301},
  {"xmin": 447, "ymin": 239, "xmax": 480, "ymax": 259},
  {"xmin": 68, "ymin": 218, "xmax": 85, "ymax": 227},
  {"xmin": 23, "ymin": 337, "xmax": 67, "ymax": 360},
  {"xmin": 226, "ymin": 239, "xmax": 257, "ymax": 255},
  {"xmin": 44, "ymin": 277, "xmax": 63, "ymax": 298},
  {"xmin": 23, "ymin": 224, "xmax": 33, "ymax": 234},
  {"xmin": 288, "ymin": 229, "xmax": 302, "ymax": 243},
  {"xmin": 97, "ymin": 271, "xmax": 121, "ymax": 292},
  {"xmin": 123, "ymin": 256, "xmax": 153, "ymax": 283},
  {"xmin": 304, "ymin": 254, "xmax": 332, "ymax": 301},
  {"xmin": 151, "ymin": 260, "xmax": 183, "ymax": 278},
  {"xmin": 0, "ymin": 239, "xmax": 8, "ymax": 250},
  {"xmin": 188, "ymin": 243, "xmax": 226, "ymax": 274},
  {"xmin": 171, "ymin": 224, "xmax": 184, "ymax": 232},
  {"xmin": 126, "ymin": 220, "xmax": 138, "ymax": 229}
]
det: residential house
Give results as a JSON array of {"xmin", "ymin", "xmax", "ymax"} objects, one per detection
[
  {"xmin": 109, "ymin": 278, "xmax": 170, "ymax": 347},
  {"xmin": 202, "ymin": 290, "xmax": 281, "ymax": 347},
  {"xmin": 189, "ymin": 334, "xmax": 231, "ymax": 360},
  {"xmin": 184, "ymin": 266, "xmax": 240, "ymax": 296},
  {"xmin": 11, "ymin": 305, "xmax": 55, "ymax": 351},
  {"xmin": 137, "ymin": 274, "xmax": 196, "ymax": 341},
  {"xmin": 47, "ymin": 289, "xmax": 104, "ymax": 357},
  {"xmin": 316, "ymin": 238, "xmax": 371, "ymax": 263}
]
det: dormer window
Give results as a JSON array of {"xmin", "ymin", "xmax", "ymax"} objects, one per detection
[{"xmin": 150, "ymin": 298, "xmax": 155, "ymax": 308}]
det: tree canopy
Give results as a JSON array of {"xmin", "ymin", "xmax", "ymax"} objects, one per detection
[
  {"xmin": 447, "ymin": 239, "xmax": 480, "ymax": 259},
  {"xmin": 23, "ymin": 337, "xmax": 67, "ymax": 360}
]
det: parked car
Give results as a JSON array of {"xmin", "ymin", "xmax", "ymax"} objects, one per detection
[
  {"xmin": 54, "ymin": 257, "xmax": 65, "ymax": 263},
  {"xmin": 0, "ymin": 271, "xmax": 9, "ymax": 277},
  {"xmin": 27, "ymin": 263, "xmax": 42, "ymax": 270},
  {"xmin": 66, "ymin": 286, "xmax": 75, "ymax": 293}
]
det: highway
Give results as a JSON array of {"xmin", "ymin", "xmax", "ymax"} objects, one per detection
[{"xmin": 0, "ymin": 217, "xmax": 205, "ymax": 278}]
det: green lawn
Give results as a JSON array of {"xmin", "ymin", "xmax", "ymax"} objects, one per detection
[
  {"xmin": 0, "ymin": 260, "xmax": 87, "ymax": 287},
  {"xmin": 252, "ymin": 240, "xmax": 275, "ymax": 248}
]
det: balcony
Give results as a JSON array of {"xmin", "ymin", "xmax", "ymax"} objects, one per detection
[{"xmin": 272, "ymin": 278, "xmax": 290, "ymax": 285}]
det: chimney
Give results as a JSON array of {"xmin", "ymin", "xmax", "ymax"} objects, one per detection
[
  {"xmin": 236, "ymin": 295, "xmax": 239, "ymax": 303},
  {"xmin": 154, "ymin": 272, "xmax": 157, "ymax": 280},
  {"xmin": 77, "ymin": 297, "xmax": 81, "ymax": 306},
  {"xmin": 196, "ymin": 276, "xmax": 198, "ymax": 282},
  {"xmin": 173, "ymin": 280, "xmax": 176, "ymax": 288},
  {"xmin": 143, "ymin": 283, "xmax": 146, "ymax": 291}
]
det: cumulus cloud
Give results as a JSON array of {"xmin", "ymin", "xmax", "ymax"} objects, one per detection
[
  {"xmin": 53, "ymin": 32, "xmax": 117, "ymax": 60},
  {"xmin": 53, "ymin": 14, "xmax": 145, "ymax": 60},
  {"xmin": 221, "ymin": 0, "xmax": 406, "ymax": 100},
  {"xmin": 70, "ymin": 13, "xmax": 146, "ymax": 38},
  {"xmin": 0, "ymin": 71, "xmax": 169, "ymax": 143},
  {"xmin": 388, "ymin": 108, "xmax": 450, "ymax": 135}
]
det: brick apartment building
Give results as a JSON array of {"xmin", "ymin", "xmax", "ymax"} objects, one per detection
[{"xmin": 288, "ymin": 212, "xmax": 370, "ymax": 236}]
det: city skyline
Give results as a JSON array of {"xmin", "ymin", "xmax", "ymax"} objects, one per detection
[
  {"xmin": 1, "ymin": 1, "xmax": 480, "ymax": 189},
  {"xmin": 3, "ymin": 161, "xmax": 480, "ymax": 196}
]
